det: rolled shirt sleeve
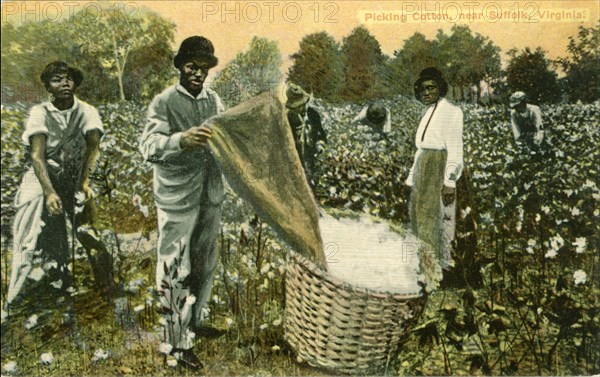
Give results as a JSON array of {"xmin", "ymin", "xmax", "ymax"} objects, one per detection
[
  {"xmin": 22, "ymin": 106, "xmax": 49, "ymax": 145},
  {"xmin": 383, "ymin": 108, "xmax": 392, "ymax": 134},
  {"xmin": 405, "ymin": 149, "xmax": 421, "ymax": 187},
  {"xmin": 510, "ymin": 111, "xmax": 521, "ymax": 141},
  {"xmin": 532, "ymin": 105, "xmax": 543, "ymax": 131},
  {"xmin": 351, "ymin": 105, "xmax": 368, "ymax": 125},
  {"xmin": 81, "ymin": 106, "xmax": 105, "ymax": 137}
]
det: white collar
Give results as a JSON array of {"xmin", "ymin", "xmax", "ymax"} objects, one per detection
[
  {"xmin": 176, "ymin": 84, "xmax": 209, "ymax": 100},
  {"xmin": 46, "ymin": 97, "xmax": 79, "ymax": 112}
]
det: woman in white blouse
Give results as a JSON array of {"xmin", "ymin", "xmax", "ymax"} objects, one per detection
[{"xmin": 405, "ymin": 67, "xmax": 464, "ymax": 270}]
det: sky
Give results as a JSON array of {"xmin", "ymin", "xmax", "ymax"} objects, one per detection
[
  {"xmin": 141, "ymin": 0, "xmax": 599, "ymax": 75},
  {"xmin": 1, "ymin": 0, "xmax": 599, "ymax": 77}
]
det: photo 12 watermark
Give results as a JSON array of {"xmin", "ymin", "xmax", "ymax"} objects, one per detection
[
  {"xmin": 199, "ymin": 1, "xmax": 339, "ymax": 23},
  {"xmin": 1, "ymin": 1, "xmax": 138, "ymax": 23}
]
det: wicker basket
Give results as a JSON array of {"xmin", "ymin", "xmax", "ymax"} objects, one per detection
[{"xmin": 284, "ymin": 252, "xmax": 426, "ymax": 375}]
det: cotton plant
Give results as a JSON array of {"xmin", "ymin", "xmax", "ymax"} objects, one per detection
[
  {"xmin": 157, "ymin": 240, "xmax": 200, "ymax": 351},
  {"xmin": 2, "ymin": 361, "xmax": 17, "ymax": 374}
]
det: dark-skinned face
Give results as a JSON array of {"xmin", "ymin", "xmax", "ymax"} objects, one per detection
[
  {"xmin": 419, "ymin": 79, "xmax": 440, "ymax": 105},
  {"xmin": 513, "ymin": 102, "xmax": 527, "ymax": 113},
  {"xmin": 179, "ymin": 60, "xmax": 211, "ymax": 95},
  {"xmin": 46, "ymin": 73, "xmax": 75, "ymax": 101}
]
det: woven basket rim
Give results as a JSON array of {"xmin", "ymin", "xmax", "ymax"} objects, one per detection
[{"xmin": 289, "ymin": 251, "xmax": 424, "ymax": 300}]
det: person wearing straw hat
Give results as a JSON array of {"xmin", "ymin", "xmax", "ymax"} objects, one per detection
[
  {"xmin": 285, "ymin": 83, "xmax": 327, "ymax": 188},
  {"xmin": 509, "ymin": 91, "xmax": 544, "ymax": 148},
  {"xmin": 405, "ymin": 67, "xmax": 464, "ymax": 271},
  {"xmin": 6, "ymin": 61, "xmax": 107, "ymax": 309},
  {"xmin": 140, "ymin": 36, "xmax": 226, "ymax": 370},
  {"xmin": 351, "ymin": 102, "xmax": 392, "ymax": 135}
]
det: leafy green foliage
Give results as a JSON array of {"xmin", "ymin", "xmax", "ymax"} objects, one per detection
[
  {"xmin": 506, "ymin": 47, "xmax": 561, "ymax": 104},
  {"xmin": 558, "ymin": 22, "xmax": 600, "ymax": 103},
  {"xmin": 340, "ymin": 26, "xmax": 388, "ymax": 102},
  {"xmin": 287, "ymin": 32, "xmax": 345, "ymax": 101},
  {"xmin": 0, "ymin": 105, "xmax": 29, "ymax": 228},
  {"xmin": 1, "ymin": 6, "xmax": 176, "ymax": 104},
  {"xmin": 436, "ymin": 25, "xmax": 502, "ymax": 100},
  {"xmin": 388, "ymin": 32, "xmax": 439, "ymax": 96},
  {"xmin": 1, "ymin": 99, "xmax": 598, "ymax": 375},
  {"xmin": 312, "ymin": 96, "xmax": 419, "ymax": 222},
  {"xmin": 211, "ymin": 37, "xmax": 282, "ymax": 108}
]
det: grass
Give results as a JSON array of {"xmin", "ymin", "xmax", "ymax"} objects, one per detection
[{"xmin": 0, "ymin": 223, "xmax": 333, "ymax": 377}]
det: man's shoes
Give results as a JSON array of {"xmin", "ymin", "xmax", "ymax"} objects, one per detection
[
  {"xmin": 193, "ymin": 324, "xmax": 227, "ymax": 339},
  {"xmin": 172, "ymin": 348, "xmax": 203, "ymax": 371}
]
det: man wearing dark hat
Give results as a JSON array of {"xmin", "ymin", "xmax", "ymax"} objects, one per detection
[
  {"xmin": 351, "ymin": 102, "xmax": 392, "ymax": 135},
  {"xmin": 509, "ymin": 91, "xmax": 544, "ymax": 148},
  {"xmin": 140, "ymin": 36, "xmax": 225, "ymax": 370},
  {"xmin": 405, "ymin": 67, "xmax": 464, "ymax": 271},
  {"xmin": 285, "ymin": 83, "xmax": 327, "ymax": 188},
  {"xmin": 7, "ymin": 61, "xmax": 107, "ymax": 306}
]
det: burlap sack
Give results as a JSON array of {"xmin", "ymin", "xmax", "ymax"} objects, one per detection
[{"xmin": 206, "ymin": 90, "xmax": 326, "ymax": 268}]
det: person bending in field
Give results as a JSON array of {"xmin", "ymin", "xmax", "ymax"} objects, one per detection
[
  {"xmin": 509, "ymin": 91, "xmax": 544, "ymax": 149},
  {"xmin": 405, "ymin": 67, "xmax": 464, "ymax": 271},
  {"xmin": 140, "ymin": 36, "xmax": 227, "ymax": 370},
  {"xmin": 6, "ymin": 61, "xmax": 110, "ymax": 313},
  {"xmin": 351, "ymin": 102, "xmax": 392, "ymax": 136},
  {"xmin": 285, "ymin": 83, "xmax": 327, "ymax": 189}
]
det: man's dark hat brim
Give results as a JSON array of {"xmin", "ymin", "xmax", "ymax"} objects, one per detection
[
  {"xmin": 174, "ymin": 53, "xmax": 219, "ymax": 69},
  {"xmin": 173, "ymin": 36, "xmax": 219, "ymax": 69}
]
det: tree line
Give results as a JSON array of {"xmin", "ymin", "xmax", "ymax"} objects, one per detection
[
  {"xmin": 1, "ymin": 5, "xmax": 598, "ymax": 105},
  {"xmin": 1, "ymin": 6, "xmax": 176, "ymax": 104},
  {"xmin": 287, "ymin": 23, "xmax": 599, "ymax": 105}
]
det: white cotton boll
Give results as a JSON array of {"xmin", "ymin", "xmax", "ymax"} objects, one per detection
[
  {"xmin": 132, "ymin": 194, "xmax": 142, "ymax": 207},
  {"xmin": 260, "ymin": 263, "xmax": 271, "ymax": 274},
  {"xmin": 133, "ymin": 305, "xmax": 145, "ymax": 313},
  {"xmin": 185, "ymin": 295, "xmax": 196, "ymax": 306},
  {"xmin": 40, "ymin": 352, "xmax": 54, "ymax": 365},
  {"xmin": 25, "ymin": 314, "xmax": 38, "ymax": 330},
  {"xmin": 167, "ymin": 358, "xmax": 178, "ymax": 367},
  {"xmin": 50, "ymin": 280, "xmax": 63, "ymax": 289},
  {"xmin": 29, "ymin": 267, "xmax": 45, "ymax": 281},
  {"xmin": 573, "ymin": 270, "xmax": 587, "ymax": 285},
  {"xmin": 158, "ymin": 343, "xmax": 173, "ymax": 355},
  {"xmin": 91, "ymin": 349, "xmax": 109, "ymax": 362},
  {"xmin": 200, "ymin": 307, "xmax": 210, "ymax": 319},
  {"xmin": 75, "ymin": 191, "xmax": 86, "ymax": 204},
  {"xmin": 573, "ymin": 238, "xmax": 587, "ymax": 254},
  {"xmin": 43, "ymin": 261, "xmax": 58, "ymax": 271},
  {"xmin": 3, "ymin": 360, "xmax": 17, "ymax": 373}
]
